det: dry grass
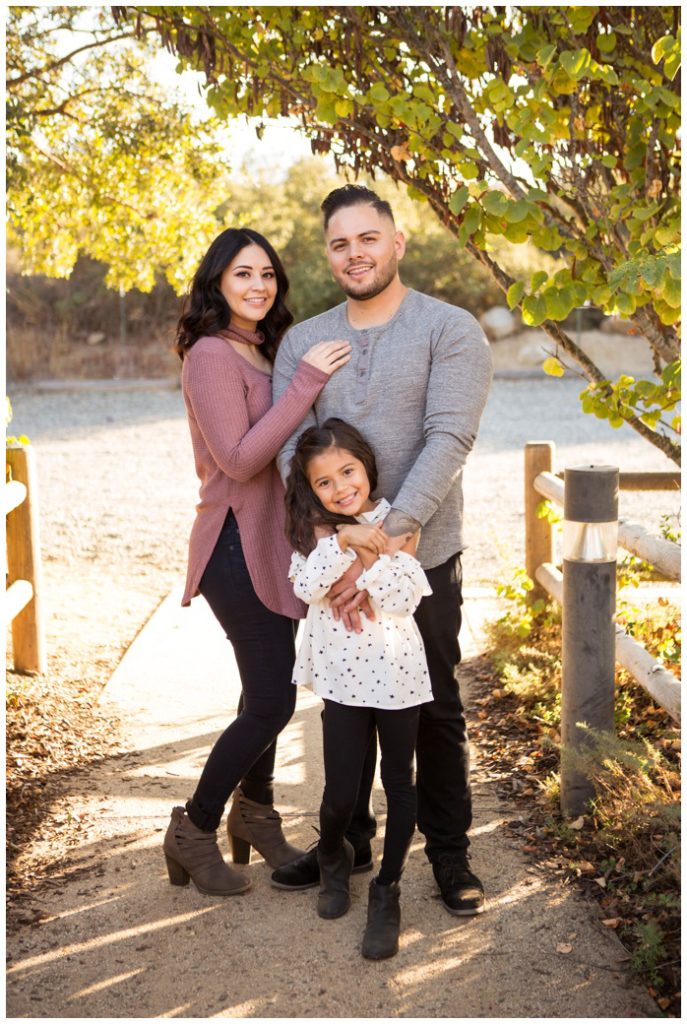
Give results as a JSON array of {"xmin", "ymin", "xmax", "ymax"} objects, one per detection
[{"xmin": 478, "ymin": 594, "xmax": 681, "ymax": 1014}]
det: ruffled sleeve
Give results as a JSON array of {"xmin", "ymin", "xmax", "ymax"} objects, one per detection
[
  {"xmin": 288, "ymin": 535, "xmax": 357, "ymax": 604},
  {"xmin": 358, "ymin": 551, "xmax": 432, "ymax": 616}
]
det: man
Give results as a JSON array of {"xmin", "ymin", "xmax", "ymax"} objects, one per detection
[{"xmin": 271, "ymin": 184, "xmax": 493, "ymax": 915}]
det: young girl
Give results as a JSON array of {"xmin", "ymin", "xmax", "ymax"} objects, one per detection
[{"xmin": 285, "ymin": 418, "xmax": 432, "ymax": 960}]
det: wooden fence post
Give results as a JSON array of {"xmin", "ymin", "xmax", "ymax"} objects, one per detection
[
  {"xmin": 524, "ymin": 441, "xmax": 554, "ymax": 600},
  {"xmin": 6, "ymin": 444, "xmax": 46, "ymax": 674},
  {"xmin": 560, "ymin": 464, "xmax": 618, "ymax": 817}
]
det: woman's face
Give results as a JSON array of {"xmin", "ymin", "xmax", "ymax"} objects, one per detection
[{"xmin": 220, "ymin": 243, "xmax": 278, "ymax": 330}]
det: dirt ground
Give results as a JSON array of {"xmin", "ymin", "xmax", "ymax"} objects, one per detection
[{"xmin": 5, "ymin": 353, "xmax": 679, "ymax": 1019}]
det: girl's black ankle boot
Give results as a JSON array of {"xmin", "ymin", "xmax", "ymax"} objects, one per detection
[
  {"xmin": 361, "ymin": 877, "xmax": 401, "ymax": 960},
  {"xmin": 316, "ymin": 839, "xmax": 354, "ymax": 919}
]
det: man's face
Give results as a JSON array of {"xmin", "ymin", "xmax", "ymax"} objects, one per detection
[{"xmin": 324, "ymin": 203, "xmax": 405, "ymax": 301}]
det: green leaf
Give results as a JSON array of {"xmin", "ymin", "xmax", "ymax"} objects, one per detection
[
  {"xmin": 664, "ymin": 52, "xmax": 681, "ymax": 80},
  {"xmin": 662, "ymin": 360, "xmax": 681, "ymax": 389},
  {"xmin": 368, "ymin": 81, "xmax": 390, "ymax": 103},
  {"xmin": 595, "ymin": 64, "xmax": 620, "ymax": 87},
  {"xmin": 658, "ymin": 275, "xmax": 681, "ymax": 308},
  {"xmin": 530, "ymin": 270, "xmax": 548, "ymax": 291},
  {"xmin": 651, "ymin": 35, "xmax": 676, "ymax": 63},
  {"xmin": 559, "ymin": 48, "xmax": 592, "ymax": 81},
  {"xmin": 459, "ymin": 160, "xmax": 480, "ymax": 180},
  {"xmin": 654, "ymin": 299, "xmax": 681, "ymax": 325},
  {"xmin": 597, "ymin": 31, "xmax": 617, "ymax": 54},
  {"xmin": 449, "ymin": 186, "xmax": 469, "ymax": 216},
  {"xmin": 504, "ymin": 200, "xmax": 531, "ymax": 223},
  {"xmin": 654, "ymin": 222, "xmax": 680, "ymax": 246},
  {"xmin": 522, "ymin": 295, "xmax": 547, "ymax": 326},
  {"xmin": 615, "ymin": 292, "xmax": 636, "ymax": 315},
  {"xmin": 568, "ymin": 8, "xmax": 599, "ymax": 34},
  {"xmin": 503, "ymin": 221, "xmax": 530, "ymax": 243},
  {"xmin": 537, "ymin": 44, "xmax": 558, "ymax": 68},
  {"xmin": 458, "ymin": 205, "xmax": 482, "ymax": 245},
  {"xmin": 482, "ymin": 190, "xmax": 509, "ymax": 216},
  {"xmin": 506, "ymin": 280, "xmax": 526, "ymax": 309},
  {"xmin": 543, "ymin": 286, "xmax": 575, "ymax": 321}
]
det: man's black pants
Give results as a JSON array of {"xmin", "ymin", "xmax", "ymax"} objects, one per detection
[{"xmin": 346, "ymin": 551, "xmax": 471, "ymax": 861}]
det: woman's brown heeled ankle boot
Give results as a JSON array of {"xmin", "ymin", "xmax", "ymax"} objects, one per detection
[
  {"xmin": 227, "ymin": 788, "xmax": 306, "ymax": 869},
  {"xmin": 163, "ymin": 806, "xmax": 251, "ymax": 896}
]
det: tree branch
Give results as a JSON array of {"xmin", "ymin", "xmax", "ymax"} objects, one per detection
[{"xmin": 7, "ymin": 30, "xmax": 145, "ymax": 90}]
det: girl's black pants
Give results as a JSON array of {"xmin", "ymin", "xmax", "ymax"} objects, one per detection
[{"xmin": 320, "ymin": 698, "xmax": 420, "ymax": 885}]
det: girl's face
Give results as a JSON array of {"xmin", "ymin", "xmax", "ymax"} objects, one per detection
[
  {"xmin": 306, "ymin": 446, "xmax": 374, "ymax": 516},
  {"xmin": 220, "ymin": 243, "xmax": 278, "ymax": 330}
]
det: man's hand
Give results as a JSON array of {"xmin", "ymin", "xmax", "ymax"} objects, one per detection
[
  {"xmin": 383, "ymin": 508, "xmax": 422, "ymax": 539},
  {"xmin": 326, "ymin": 559, "xmax": 374, "ymax": 634}
]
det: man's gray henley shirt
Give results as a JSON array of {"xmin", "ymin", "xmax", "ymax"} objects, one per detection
[{"xmin": 273, "ymin": 288, "xmax": 493, "ymax": 569}]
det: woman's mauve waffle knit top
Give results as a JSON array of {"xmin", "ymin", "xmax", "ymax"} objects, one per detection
[{"xmin": 180, "ymin": 334, "xmax": 328, "ymax": 616}]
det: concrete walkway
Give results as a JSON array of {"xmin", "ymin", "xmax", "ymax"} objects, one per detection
[{"xmin": 6, "ymin": 590, "xmax": 657, "ymax": 1019}]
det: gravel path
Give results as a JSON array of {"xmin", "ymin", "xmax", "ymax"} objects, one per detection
[
  {"xmin": 6, "ymin": 376, "xmax": 677, "ymax": 1018},
  {"xmin": 9, "ymin": 374, "xmax": 679, "ymax": 615}
]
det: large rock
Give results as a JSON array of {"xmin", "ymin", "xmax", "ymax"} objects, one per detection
[{"xmin": 479, "ymin": 306, "xmax": 517, "ymax": 339}]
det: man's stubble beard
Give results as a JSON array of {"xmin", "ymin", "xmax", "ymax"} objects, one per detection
[{"xmin": 338, "ymin": 254, "xmax": 399, "ymax": 301}]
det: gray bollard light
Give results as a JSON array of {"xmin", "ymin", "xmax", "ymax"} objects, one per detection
[{"xmin": 560, "ymin": 465, "xmax": 619, "ymax": 818}]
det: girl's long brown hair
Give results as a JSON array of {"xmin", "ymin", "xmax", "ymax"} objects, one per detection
[{"xmin": 285, "ymin": 419, "xmax": 379, "ymax": 556}]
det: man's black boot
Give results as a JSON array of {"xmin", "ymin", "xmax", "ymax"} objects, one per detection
[
  {"xmin": 361, "ymin": 878, "xmax": 401, "ymax": 960},
  {"xmin": 270, "ymin": 838, "xmax": 372, "ymax": 890},
  {"xmin": 317, "ymin": 839, "xmax": 354, "ymax": 919},
  {"xmin": 432, "ymin": 852, "xmax": 485, "ymax": 916}
]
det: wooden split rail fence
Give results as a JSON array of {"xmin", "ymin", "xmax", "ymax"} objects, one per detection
[
  {"xmin": 5, "ymin": 444, "xmax": 46, "ymax": 674},
  {"xmin": 524, "ymin": 441, "xmax": 681, "ymax": 816}
]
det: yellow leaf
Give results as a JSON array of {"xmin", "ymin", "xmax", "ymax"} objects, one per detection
[{"xmin": 543, "ymin": 356, "xmax": 565, "ymax": 377}]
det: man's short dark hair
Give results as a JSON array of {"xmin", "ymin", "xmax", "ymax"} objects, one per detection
[{"xmin": 321, "ymin": 184, "xmax": 395, "ymax": 230}]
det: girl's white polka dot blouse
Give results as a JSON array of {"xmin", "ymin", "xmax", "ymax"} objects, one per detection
[{"xmin": 289, "ymin": 498, "xmax": 433, "ymax": 710}]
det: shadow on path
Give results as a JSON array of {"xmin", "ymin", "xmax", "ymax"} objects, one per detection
[{"xmin": 6, "ymin": 590, "xmax": 657, "ymax": 1018}]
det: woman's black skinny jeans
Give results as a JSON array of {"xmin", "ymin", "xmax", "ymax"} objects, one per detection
[{"xmin": 186, "ymin": 511, "xmax": 298, "ymax": 832}]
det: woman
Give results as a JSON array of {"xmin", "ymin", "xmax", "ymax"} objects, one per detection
[{"xmin": 163, "ymin": 227, "xmax": 351, "ymax": 896}]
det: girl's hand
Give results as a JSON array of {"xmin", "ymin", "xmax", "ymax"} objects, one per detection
[
  {"xmin": 337, "ymin": 523, "xmax": 387, "ymax": 555},
  {"xmin": 302, "ymin": 340, "xmax": 352, "ymax": 376}
]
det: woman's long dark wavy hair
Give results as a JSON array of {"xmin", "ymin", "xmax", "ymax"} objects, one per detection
[
  {"xmin": 285, "ymin": 418, "xmax": 379, "ymax": 556},
  {"xmin": 175, "ymin": 228, "xmax": 293, "ymax": 362}
]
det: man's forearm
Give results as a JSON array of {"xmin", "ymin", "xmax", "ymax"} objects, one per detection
[{"xmin": 383, "ymin": 507, "xmax": 422, "ymax": 537}]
